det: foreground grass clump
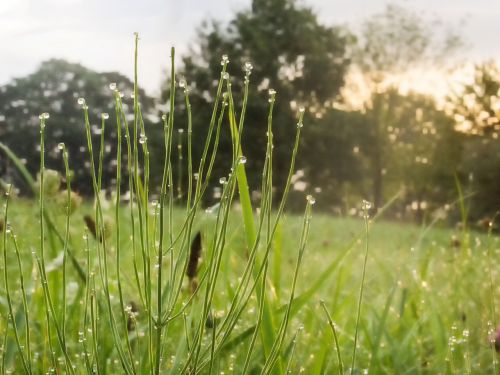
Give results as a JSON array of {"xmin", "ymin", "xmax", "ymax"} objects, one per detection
[
  {"xmin": 1, "ymin": 34, "xmax": 500, "ymax": 374},
  {"xmin": 0, "ymin": 35, "xmax": 315, "ymax": 375}
]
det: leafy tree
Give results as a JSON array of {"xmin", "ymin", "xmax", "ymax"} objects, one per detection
[
  {"xmin": 347, "ymin": 4, "xmax": 463, "ymax": 209},
  {"xmin": 296, "ymin": 108, "xmax": 366, "ymax": 212},
  {"xmin": 446, "ymin": 61, "xmax": 500, "ymax": 136},
  {"xmin": 0, "ymin": 59, "xmax": 156, "ymax": 195},
  {"xmin": 445, "ymin": 62, "xmax": 500, "ymax": 222},
  {"xmin": 358, "ymin": 89, "xmax": 463, "ymax": 218},
  {"xmin": 460, "ymin": 137, "xmax": 500, "ymax": 223},
  {"xmin": 166, "ymin": 0, "xmax": 352, "ymax": 202}
]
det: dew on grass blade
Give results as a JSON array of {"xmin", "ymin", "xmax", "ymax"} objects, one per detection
[
  {"xmin": 38, "ymin": 112, "xmax": 50, "ymax": 120},
  {"xmin": 101, "ymin": 112, "xmax": 109, "ymax": 120},
  {"xmin": 77, "ymin": 97, "xmax": 85, "ymax": 106},
  {"xmin": 239, "ymin": 156, "xmax": 247, "ymax": 164},
  {"xmin": 109, "ymin": 82, "xmax": 117, "ymax": 91},
  {"xmin": 362, "ymin": 199, "xmax": 372, "ymax": 211},
  {"xmin": 139, "ymin": 133, "xmax": 147, "ymax": 144},
  {"xmin": 244, "ymin": 61, "xmax": 253, "ymax": 74},
  {"xmin": 268, "ymin": 88, "xmax": 276, "ymax": 103},
  {"xmin": 306, "ymin": 195, "xmax": 316, "ymax": 205},
  {"xmin": 57, "ymin": 143, "xmax": 64, "ymax": 150},
  {"xmin": 221, "ymin": 54, "xmax": 229, "ymax": 65}
]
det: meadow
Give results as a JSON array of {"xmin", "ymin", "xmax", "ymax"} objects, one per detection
[
  {"xmin": 0, "ymin": 37, "xmax": 499, "ymax": 374},
  {"xmin": 1, "ymin": 197, "xmax": 498, "ymax": 374}
]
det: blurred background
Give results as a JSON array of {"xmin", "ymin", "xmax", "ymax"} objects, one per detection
[{"xmin": 0, "ymin": 0, "xmax": 499, "ymax": 226}]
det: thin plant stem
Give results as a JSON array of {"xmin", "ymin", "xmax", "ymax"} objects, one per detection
[
  {"xmin": 320, "ymin": 300, "xmax": 344, "ymax": 375},
  {"xmin": 350, "ymin": 201, "xmax": 372, "ymax": 373}
]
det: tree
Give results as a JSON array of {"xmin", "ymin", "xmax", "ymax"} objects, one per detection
[
  {"xmin": 295, "ymin": 108, "xmax": 366, "ymax": 212},
  {"xmin": 445, "ymin": 62, "xmax": 500, "ymax": 222},
  {"xmin": 0, "ymin": 59, "xmax": 156, "ymax": 195},
  {"xmin": 346, "ymin": 4, "xmax": 463, "ymax": 209},
  {"xmin": 358, "ymin": 89, "xmax": 463, "ymax": 219},
  {"xmin": 166, "ymin": 0, "xmax": 352, "ymax": 202},
  {"xmin": 446, "ymin": 61, "xmax": 500, "ymax": 136}
]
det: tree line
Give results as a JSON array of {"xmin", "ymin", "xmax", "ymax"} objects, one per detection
[{"xmin": 0, "ymin": 0, "xmax": 498, "ymax": 226}]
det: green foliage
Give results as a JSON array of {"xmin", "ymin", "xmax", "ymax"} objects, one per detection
[
  {"xmin": 0, "ymin": 39, "xmax": 317, "ymax": 374},
  {"xmin": 1, "ymin": 196, "xmax": 499, "ymax": 373},
  {"xmin": 0, "ymin": 59, "xmax": 156, "ymax": 195},
  {"xmin": 446, "ymin": 61, "xmax": 500, "ymax": 136},
  {"xmin": 297, "ymin": 108, "xmax": 365, "ymax": 210},
  {"xmin": 446, "ymin": 62, "xmax": 500, "ymax": 222},
  {"xmin": 359, "ymin": 89, "xmax": 464, "ymax": 215},
  {"xmin": 167, "ymin": 0, "xmax": 351, "ymax": 201}
]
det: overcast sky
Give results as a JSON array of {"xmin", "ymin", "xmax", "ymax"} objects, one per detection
[{"xmin": 0, "ymin": 0, "xmax": 499, "ymax": 95}]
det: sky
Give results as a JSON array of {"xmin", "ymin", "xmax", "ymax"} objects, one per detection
[{"xmin": 0, "ymin": 0, "xmax": 499, "ymax": 95}]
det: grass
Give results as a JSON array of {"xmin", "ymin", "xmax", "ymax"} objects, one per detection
[
  {"xmin": 0, "ymin": 199, "xmax": 499, "ymax": 373},
  {"xmin": 0, "ymin": 34, "xmax": 499, "ymax": 374}
]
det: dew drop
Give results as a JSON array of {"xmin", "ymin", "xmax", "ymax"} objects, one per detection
[
  {"xmin": 268, "ymin": 89, "xmax": 276, "ymax": 103},
  {"xmin": 179, "ymin": 79, "xmax": 187, "ymax": 88},
  {"xmin": 77, "ymin": 97, "xmax": 86, "ymax": 106},
  {"xmin": 139, "ymin": 133, "xmax": 147, "ymax": 144},
  {"xmin": 299, "ymin": 106, "xmax": 305, "ymax": 114},
  {"xmin": 161, "ymin": 114, "xmax": 167, "ymax": 121},
  {"xmin": 244, "ymin": 62, "xmax": 253, "ymax": 74},
  {"xmin": 239, "ymin": 156, "xmax": 247, "ymax": 164},
  {"xmin": 306, "ymin": 195, "xmax": 316, "ymax": 205},
  {"xmin": 101, "ymin": 113, "xmax": 109, "ymax": 120},
  {"xmin": 178, "ymin": 128, "xmax": 184, "ymax": 134},
  {"xmin": 57, "ymin": 143, "xmax": 65, "ymax": 150},
  {"xmin": 220, "ymin": 54, "xmax": 229, "ymax": 66},
  {"xmin": 362, "ymin": 200, "xmax": 372, "ymax": 211},
  {"xmin": 219, "ymin": 177, "xmax": 226, "ymax": 185},
  {"xmin": 109, "ymin": 82, "xmax": 117, "ymax": 91}
]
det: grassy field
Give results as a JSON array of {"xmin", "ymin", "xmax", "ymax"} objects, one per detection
[
  {"xmin": 1, "ymin": 196, "xmax": 498, "ymax": 374},
  {"xmin": 0, "ymin": 39, "xmax": 499, "ymax": 374}
]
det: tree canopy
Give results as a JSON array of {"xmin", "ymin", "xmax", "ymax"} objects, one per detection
[
  {"xmin": 167, "ymin": 0, "xmax": 352, "ymax": 199},
  {"xmin": 0, "ymin": 59, "xmax": 156, "ymax": 195}
]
